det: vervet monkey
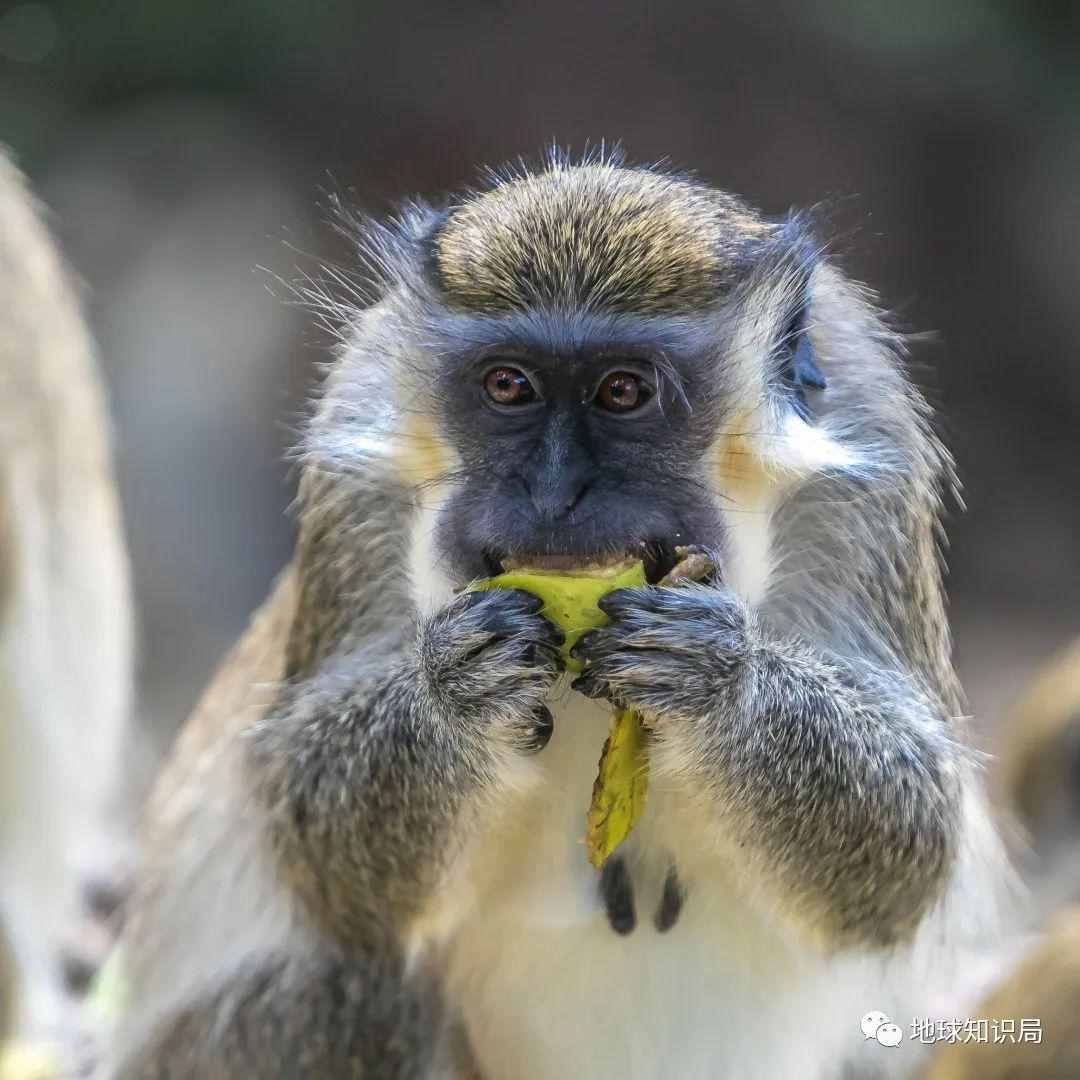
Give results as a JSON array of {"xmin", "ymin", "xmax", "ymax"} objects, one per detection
[
  {"xmin": 920, "ymin": 642, "xmax": 1080, "ymax": 1079},
  {"xmin": 1000, "ymin": 637, "xmax": 1080, "ymax": 869},
  {"xmin": 113, "ymin": 152, "xmax": 1006, "ymax": 1079},
  {"xmin": 0, "ymin": 151, "xmax": 134, "ymax": 1046},
  {"xmin": 920, "ymin": 906, "xmax": 1080, "ymax": 1080}
]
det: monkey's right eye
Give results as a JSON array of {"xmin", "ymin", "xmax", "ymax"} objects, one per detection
[{"xmin": 483, "ymin": 366, "xmax": 538, "ymax": 407}]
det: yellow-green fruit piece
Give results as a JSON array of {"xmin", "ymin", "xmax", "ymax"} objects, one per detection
[
  {"xmin": 472, "ymin": 558, "xmax": 649, "ymax": 868},
  {"xmin": 471, "ymin": 559, "xmax": 646, "ymax": 673},
  {"xmin": 584, "ymin": 706, "xmax": 649, "ymax": 869}
]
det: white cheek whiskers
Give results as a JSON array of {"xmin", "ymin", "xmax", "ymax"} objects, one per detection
[{"xmin": 710, "ymin": 394, "xmax": 858, "ymax": 608}]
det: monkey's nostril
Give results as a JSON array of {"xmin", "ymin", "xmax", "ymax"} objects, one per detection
[
  {"xmin": 524, "ymin": 476, "xmax": 591, "ymax": 521},
  {"xmin": 563, "ymin": 480, "xmax": 590, "ymax": 516}
]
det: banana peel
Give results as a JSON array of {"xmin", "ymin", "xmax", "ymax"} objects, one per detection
[{"xmin": 473, "ymin": 549, "xmax": 714, "ymax": 869}]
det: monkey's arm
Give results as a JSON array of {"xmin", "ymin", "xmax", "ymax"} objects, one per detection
[
  {"xmin": 112, "ymin": 584, "xmax": 545, "ymax": 1079},
  {"xmin": 115, "ymin": 947, "xmax": 454, "ymax": 1080},
  {"xmin": 572, "ymin": 583, "xmax": 961, "ymax": 948},
  {"xmin": 249, "ymin": 587, "xmax": 562, "ymax": 947}
]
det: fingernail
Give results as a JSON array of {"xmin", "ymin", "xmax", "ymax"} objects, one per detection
[
  {"xmin": 595, "ymin": 593, "xmax": 617, "ymax": 615},
  {"xmin": 569, "ymin": 631, "xmax": 596, "ymax": 660},
  {"xmin": 571, "ymin": 674, "xmax": 607, "ymax": 700},
  {"xmin": 514, "ymin": 590, "xmax": 545, "ymax": 612}
]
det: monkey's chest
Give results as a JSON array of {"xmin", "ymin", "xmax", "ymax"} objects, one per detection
[{"xmin": 443, "ymin": 694, "xmax": 838, "ymax": 1080}]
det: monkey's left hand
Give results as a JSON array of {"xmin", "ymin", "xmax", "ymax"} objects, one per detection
[
  {"xmin": 570, "ymin": 583, "xmax": 750, "ymax": 718},
  {"xmin": 572, "ymin": 580, "xmax": 961, "ymax": 949}
]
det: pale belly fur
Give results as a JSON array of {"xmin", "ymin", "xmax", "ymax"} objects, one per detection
[{"xmin": 443, "ymin": 689, "xmax": 932, "ymax": 1080}]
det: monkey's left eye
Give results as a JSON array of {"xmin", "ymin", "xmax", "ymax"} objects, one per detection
[
  {"xmin": 594, "ymin": 371, "xmax": 653, "ymax": 414},
  {"xmin": 483, "ymin": 366, "xmax": 538, "ymax": 407}
]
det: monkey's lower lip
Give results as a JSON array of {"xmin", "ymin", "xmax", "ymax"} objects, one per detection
[
  {"xmin": 501, "ymin": 553, "xmax": 632, "ymax": 572},
  {"xmin": 486, "ymin": 539, "xmax": 679, "ymax": 585}
]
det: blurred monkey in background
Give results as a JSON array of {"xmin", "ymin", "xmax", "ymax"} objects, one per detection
[
  {"xmin": 0, "ymin": 151, "xmax": 134, "ymax": 1056},
  {"xmin": 921, "ymin": 904, "xmax": 1080, "ymax": 1080},
  {"xmin": 1000, "ymin": 636, "xmax": 1080, "ymax": 892},
  {"xmin": 923, "ymin": 639, "xmax": 1080, "ymax": 1078}
]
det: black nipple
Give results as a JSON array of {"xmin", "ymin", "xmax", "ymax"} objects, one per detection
[
  {"xmin": 654, "ymin": 864, "xmax": 685, "ymax": 933},
  {"xmin": 600, "ymin": 855, "xmax": 636, "ymax": 935}
]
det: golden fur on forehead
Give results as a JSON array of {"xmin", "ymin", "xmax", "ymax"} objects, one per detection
[{"xmin": 435, "ymin": 162, "xmax": 771, "ymax": 314}]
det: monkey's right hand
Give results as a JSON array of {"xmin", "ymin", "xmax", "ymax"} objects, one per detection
[{"xmin": 415, "ymin": 589, "xmax": 564, "ymax": 749}]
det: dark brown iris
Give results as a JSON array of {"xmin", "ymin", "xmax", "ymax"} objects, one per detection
[
  {"xmin": 596, "ymin": 371, "xmax": 648, "ymax": 413},
  {"xmin": 484, "ymin": 366, "xmax": 536, "ymax": 406}
]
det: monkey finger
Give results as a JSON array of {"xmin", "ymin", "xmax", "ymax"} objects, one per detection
[
  {"xmin": 571, "ymin": 619, "xmax": 680, "ymax": 662},
  {"xmin": 672, "ymin": 545, "xmax": 723, "ymax": 586},
  {"xmin": 527, "ymin": 619, "xmax": 567, "ymax": 650},
  {"xmin": 450, "ymin": 593, "xmax": 558, "ymax": 656},
  {"xmin": 491, "ymin": 587, "xmax": 546, "ymax": 614},
  {"xmin": 520, "ymin": 638, "xmax": 566, "ymax": 672},
  {"xmin": 518, "ymin": 705, "xmax": 555, "ymax": 753},
  {"xmin": 569, "ymin": 629, "xmax": 608, "ymax": 664},
  {"xmin": 598, "ymin": 582, "xmax": 728, "ymax": 623},
  {"xmin": 588, "ymin": 648, "xmax": 695, "ymax": 703},
  {"xmin": 570, "ymin": 671, "xmax": 612, "ymax": 700},
  {"xmin": 452, "ymin": 587, "xmax": 543, "ymax": 619},
  {"xmin": 477, "ymin": 587, "xmax": 549, "ymax": 622},
  {"xmin": 595, "ymin": 586, "xmax": 659, "ymax": 619}
]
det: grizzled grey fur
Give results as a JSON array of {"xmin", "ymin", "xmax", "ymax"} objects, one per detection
[{"xmin": 110, "ymin": 149, "xmax": 1006, "ymax": 1080}]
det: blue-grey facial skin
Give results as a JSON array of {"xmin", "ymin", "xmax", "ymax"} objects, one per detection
[{"xmin": 428, "ymin": 309, "xmax": 731, "ymax": 581}]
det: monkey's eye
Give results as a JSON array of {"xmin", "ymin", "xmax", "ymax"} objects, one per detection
[
  {"xmin": 483, "ymin": 366, "xmax": 538, "ymax": 407},
  {"xmin": 594, "ymin": 371, "xmax": 653, "ymax": 414}
]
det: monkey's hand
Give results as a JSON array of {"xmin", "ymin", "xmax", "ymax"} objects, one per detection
[
  {"xmin": 571, "ymin": 581, "xmax": 961, "ymax": 948},
  {"xmin": 569, "ymin": 582, "xmax": 748, "ymax": 718},
  {"xmin": 251, "ymin": 588, "xmax": 564, "ymax": 949},
  {"xmin": 417, "ymin": 588, "xmax": 565, "ymax": 751}
]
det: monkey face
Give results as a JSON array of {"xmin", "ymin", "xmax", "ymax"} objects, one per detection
[
  {"xmin": 323, "ymin": 161, "xmax": 837, "ymax": 594},
  {"xmin": 426, "ymin": 310, "xmax": 729, "ymax": 584}
]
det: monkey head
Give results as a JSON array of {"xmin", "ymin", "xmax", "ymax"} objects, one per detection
[{"xmin": 311, "ymin": 153, "xmax": 857, "ymax": 613}]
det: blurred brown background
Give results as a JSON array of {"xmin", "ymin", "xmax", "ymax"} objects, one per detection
[{"xmin": 1, "ymin": 0, "xmax": 1077, "ymax": 783}]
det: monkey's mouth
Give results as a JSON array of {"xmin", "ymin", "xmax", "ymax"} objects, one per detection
[{"xmin": 482, "ymin": 538, "xmax": 680, "ymax": 585}]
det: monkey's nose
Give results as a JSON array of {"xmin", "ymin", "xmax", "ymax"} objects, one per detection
[
  {"xmin": 524, "ymin": 479, "xmax": 591, "ymax": 520},
  {"xmin": 523, "ymin": 476, "xmax": 590, "ymax": 521}
]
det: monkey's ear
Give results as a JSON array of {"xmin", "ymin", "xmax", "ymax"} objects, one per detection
[
  {"xmin": 779, "ymin": 302, "xmax": 827, "ymax": 422},
  {"xmin": 759, "ymin": 214, "xmax": 829, "ymax": 421},
  {"xmin": 758, "ymin": 297, "xmax": 855, "ymax": 478},
  {"xmin": 791, "ymin": 330, "xmax": 827, "ymax": 392}
]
